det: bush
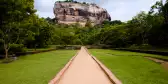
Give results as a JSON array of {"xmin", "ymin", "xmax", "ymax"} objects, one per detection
[
  {"xmin": 82, "ymin": 2, "xmax": 86, "ymax": 4},
  {"xmin": 139, "ymin": 44, "xmax": 152, "ymax": 49},
  {"xmin": 56, "ymin": 45, "xmax": 66, "ymax": 49},
  {"xmin": 9, "ymin": 44, "xmax": 27, "ymax": 54},
  {"xmin": 129, "ymin": 44, "xmax": 152, "ymax": 49},
  {"xmin": 129, "ymin": 44, "xmax": 140, "ymax": 49},
  {"xmin": 55, "ymin": 45, "xmax": 81, "ymax": 50},
  {"xmin": 0, "ymin": 44, "xmax": 26, "ymax": 55},
  {"xmin": 2, "ymin": 58, "xmax": 14, "ymax": 63}
]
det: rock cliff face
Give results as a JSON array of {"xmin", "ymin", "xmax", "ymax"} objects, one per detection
[{"xmin": 53, "ymin": 2, "xmax": 111, "ymax": 26}]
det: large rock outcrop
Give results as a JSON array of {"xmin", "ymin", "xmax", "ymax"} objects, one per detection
[{"xmin": 53, "ymin": 2, "xmax": 111, "ymax": 26}]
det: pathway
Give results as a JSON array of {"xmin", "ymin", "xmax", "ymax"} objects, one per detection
[{"xmin": 55, "ymin": 47, "xmax": 113, "ymax": 84}]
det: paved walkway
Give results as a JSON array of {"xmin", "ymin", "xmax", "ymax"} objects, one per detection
[{"xmin": 57, "ymin": 47, "xmax": 113, "ymax": 84}]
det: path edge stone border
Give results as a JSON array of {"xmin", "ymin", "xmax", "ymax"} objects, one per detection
[
  {"xmin": 48, "ymin": 50, "xmax": 80, "ymax": 84},
  {"xmin": 84, "ymin": 47, "xmax": 122, "ymax": 84}
]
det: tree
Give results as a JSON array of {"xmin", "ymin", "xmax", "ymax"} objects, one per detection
[
  {"xmin": 23, "ymin": 17, "xmax": 54, "ymax": 49},
  {"xmin": 149, "ymin": 0, "xmax": 163, "ymax": 14},
  {"xmin": 131, "ymin": 11, "xmax": 152, "ymax": 44},
  {"xmin": 149, "ymin": 0, "xmax": 168, "ymax": 24},
  {"xmin": 65, "ymin": 0, "xmax": 74, "ymax": 2},
  {"xmin": 162, "ymin": 1, "xmax": 168, "ymax": 24},
  {"xmin": 0, "ymin": 0, "xmax": 36, "ymax": 59},
  {"xmin": 110, "ymin": 20, "xmax": 123, "ymax": 25},
  {"xmin": 45, "ymin": 17, "xmax": 56, "ymax": 24},
  {"xmin": 85, "ymin": 19, "xmax": 92, "ymax": 28}
]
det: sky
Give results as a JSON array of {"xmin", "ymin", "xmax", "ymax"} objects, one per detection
[{"xmin": 34, "ymin": 0, "xmax": 164, "ymax": 21}]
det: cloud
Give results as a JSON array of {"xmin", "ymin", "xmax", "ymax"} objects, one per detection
[
  {"xmin": 34, "ymin": 0, "xmax": 161, "ymax": 21},
  {"xmin": 34, "ymin": 0, "xmax": 57, "ymax": 18}
]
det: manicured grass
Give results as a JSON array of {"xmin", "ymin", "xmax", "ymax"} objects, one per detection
[
  {"xmin": 0, "ymin": 50, "xmax": 76, "ymax": 84},
  {"xmin": 89, "ymin": 49, "xmax": 168, "ymax": 84}
]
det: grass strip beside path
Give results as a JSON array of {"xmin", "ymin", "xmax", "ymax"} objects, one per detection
[
  {"xmin": 89, "ymin": 49, "xmax": 168, "ymax": 84},
  {"xmin": 0, "ymin": 50, "xmax": 76, "ymax": 84}
]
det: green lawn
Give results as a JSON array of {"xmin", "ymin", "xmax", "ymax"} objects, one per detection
[
  {"xmin": 0, "ymin": 50, "xmax": 76, "ymax": 84},
  {"xmin": 89, "ymin": 49, "xmax": 168, "ymax": 84}
]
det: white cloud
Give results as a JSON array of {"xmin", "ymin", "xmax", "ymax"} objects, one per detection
[
  {"xmin": 34, "ymin": 0, "xmax": 161, "ymax": 21},
  {"xmin": 34, "ymin": 0, "xmax": 58, "ymax": 18}
]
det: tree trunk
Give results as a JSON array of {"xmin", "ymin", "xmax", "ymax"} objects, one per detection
[
  {"xmin": 4, "ymin": 43, "xmax": 9, "ymax": 59},
  {"xmin": 4, "ymin": 44, "xmax": 9, "ymax": 59},
  {"xmin": 5, "ymin": 49, "xmax": 8, "ymax": 59},
  {"xmin": 141, "ymin": 33, "xmax": 145, "ymax": 44}
]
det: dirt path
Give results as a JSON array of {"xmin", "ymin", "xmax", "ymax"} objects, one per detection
[
  {"xmin": 56, "ymin": 47, "xmax": 113, "ymax": 84},
  {"xmin": 145, "ymin": 57, "xmax": 168, "ymax": 70}
]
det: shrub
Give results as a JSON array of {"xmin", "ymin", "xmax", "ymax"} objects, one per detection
[
  {"xmin": 56, "ymin": 45, "xmax": 66, "ymax": 49},
  {"xmin": 9, "ymin": 44, "xmax": 27, "ymax": 54},
  {"xmin": 129, "ymin": 44, "xmax": 139, "ymax": 49},
  {"xmin": 129, "ymin": 44, "xmax": 152, "ymax": 49},
  {"xmin": 139, "ymin": 44, "xmax": 152, "ymax": 49},
  {"xmin": 82, "ymin": 2, "xmax": 86, "ymax": 4},
  {"xmin": 55, "ymin": 45, "xmax": 81, "ymax": 50},
  {"xmin": 2, "ymin": 58, "xmax": 14, "ymax": 63}
]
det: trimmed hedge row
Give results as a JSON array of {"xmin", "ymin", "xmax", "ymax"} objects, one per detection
[
  {"xmin": 17, "ymin": 45, "xmax": 82, "ymax": 56},
  {"xmin": 15, "ymin": 49, "xmax": 56, "ymax": 56},
  {"xmin": 0, "ymin": 45, "xmax": 82, "ymax": 59},
  {"xmin": 0, "ymin": 49, "xmax": 56, "ymax": 59},
  {"xmin": 0, "ymin": 44, "xmax": 26, "ymax": 55},
  {"xmin": 55, "ymin": 45, "xmax": 81, "ymax": 50},
  {"xmin": 86, "ymin": 45, "xmax": 112, "ymax": 49},
  {"xmin": 114, "ymin": 48, "xmax": 168, "ymax": 56},
  {"xmin": 16, "ymin": 45, "xmax": 82, "ymax": 56}
]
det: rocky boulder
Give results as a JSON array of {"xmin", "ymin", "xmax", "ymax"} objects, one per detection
[{"xmin": 53, "ymin": 1, "xmax": 111, "ymax": 26}]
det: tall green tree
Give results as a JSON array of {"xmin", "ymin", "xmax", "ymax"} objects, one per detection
[
  {"xmin": 162, "ymin": 1, "xmax": 168, "ymax": 24},
  {"xmin": 0, "ymin": 0, "xmax": 36, "ymax": 59}
]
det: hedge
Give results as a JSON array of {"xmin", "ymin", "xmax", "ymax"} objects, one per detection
[{"xmin": 114, "ymin": 48, "xmax": 168, "ymax": 56}]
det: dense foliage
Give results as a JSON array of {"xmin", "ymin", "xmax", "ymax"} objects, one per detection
[
  {"xmin": 50, "ymin": 0, "xmax": 168, "ymax": 49},
  {"xmin": 0, "ymin": 0, "xmax": 168, "ymax": 59},
  {"xmin": 0, "ymin": 0, "xmax": 54, "ymax": 59}
]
